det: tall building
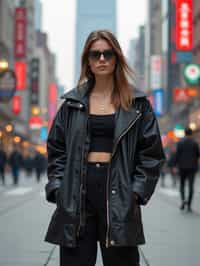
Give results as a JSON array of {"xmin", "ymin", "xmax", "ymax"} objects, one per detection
[
  {"xmin": 145, "ymin": 0, "xmax": 162, "ymax": 92},
  {"xmin": 128, "ymin": 26, "xmax": 145, "ymax": 90},
  {"xmin": 34, "ymin": 0, "xmax": 42, "ymax": 31},
  {"xmin": 193, "ymin": 0, "xmax": 200, "ymax": 64},
  {"xmin": 0, "ymin": 0, "xmax": 16, "ymax": 152},
  {"xmin": 74, "ymin": 0, "xmax": 116, "ymax": 84}
]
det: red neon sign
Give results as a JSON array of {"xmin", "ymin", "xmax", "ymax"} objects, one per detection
[
  {"xmin": 176, "ymin": 0, "xmax": 193, "ymax": 51},
  {"xmin": 12, "ymin": 96, "xmax": 21, "ymax": 114},
  {"xmin": 15, "ymin": 61, "xmax": 26, "ymax": 90},
  {"xmin": 49, "ymin": 83, "xmax": 57, "ymax": 103},
  {"xmin": 14, "ymin": 7, "xmax": 27, "ymax": 58},
  {"xmin": 48, "ymin": 83, "xmax": 57, "ymax": 122}
]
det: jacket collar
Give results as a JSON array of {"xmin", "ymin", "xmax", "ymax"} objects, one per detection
[
  {"xmin": 61, "ymin": 81, "xmax": 146, "ymax": 103},
  {"xmin": 61, "ymin": 81, "xmax": 146, "ymax": 141},
  {"xmin": 61, "ymin": 82, "xmax": 92, "ymax": 106}
]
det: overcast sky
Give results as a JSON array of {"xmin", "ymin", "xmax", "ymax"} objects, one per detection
[{"xmin": 42, "ymin": 0, "xmax": 147, "ymax": 90}]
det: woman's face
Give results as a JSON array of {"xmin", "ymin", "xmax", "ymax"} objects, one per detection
[{"xmin": 88, "ymin": 39, "xmax": 116, "ymax": 78}]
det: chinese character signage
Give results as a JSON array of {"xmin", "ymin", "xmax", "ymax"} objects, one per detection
[
  {"xmin": 173, "ymin": 87, "xmax": 189, "ymax": 102},
  {"xmin": 30, "ymin": 58, "xmax": 40, "ymax": 104},
  {"xmin": 14, "ymin": 7, "xmax": 27, "ymax": 58},
  {"xmin": 150, "ymin": 55, "xmax": 162, "ymax": 89},
  {"xmin": 152, "ymin": 89, "xmax": 164, "ymax": 117},
  {"xmin": 176, "ymin": 0, "xmax": 193, "ymax": 51}
]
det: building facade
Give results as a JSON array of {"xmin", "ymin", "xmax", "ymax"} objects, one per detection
[
  {"xmin": 193, "ymin": 0, "xmax": 200, "ymax": 64},
  {"xmin": 74, "ymin": 0, "xmax": 116, "ymax": 84},
  {"xmin": 145, "ymin": 0, "xmax": 162, "ymax": 93}
]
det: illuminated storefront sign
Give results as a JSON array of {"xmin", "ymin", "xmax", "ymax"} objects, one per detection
[
  {"xmin": 30, "ymin": 58, "xmax": 40, "ymax": 104},
  {"xmin": 176, "ymin": 0, "xmax": 193, "ymax": 51},
  {"xmin": 12, "ymin": 95, "xmax": 21, "ymax": 114},
  {"xmin": 29, "ymin": 116, "xmax": 43, "ymax": 129},
  {"xmin": 14, "ymin": 61, "xmax": 26, "ymax": 90},
  {"xmin": 183, "ymin": 64, "xmax": 200, "ymax": 85},
  {"xmin": 14, "ymin": 7, "xmax": 27, "ymax": 58},
  {"xmin": 173, "ymin": 87, "xmax": 198, "ymax": 102},
  {"xmin": 48, "ymin": 83, "xmax": 57, "ymax": 129},
  {"xmin": 152, "ymin": 89, "xmax": 164, "ymax": 117},
  {"xmin": 150, "ymin": 55, "xmax": 162, "ymax": 89}
]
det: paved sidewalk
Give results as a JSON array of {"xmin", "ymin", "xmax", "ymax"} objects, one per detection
[
  {"xmin": 1, "ymin": 173, "xmax": 199, "ymax": 265},
  {"xmin": 158, "ymin": 173, "xmax": 200, "ymax": 214},
  {"xmin": 140, "ymin": 179, "xmax": 200, "ymax": 266}
]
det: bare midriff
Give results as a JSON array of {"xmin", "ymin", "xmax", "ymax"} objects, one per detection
[{"xmin": 87, "ymin": 152, "xmax": 112, "ymax": 162}]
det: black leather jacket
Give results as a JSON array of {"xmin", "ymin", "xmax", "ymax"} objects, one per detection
[{"xmin": 45, "ymin": 82, "xmax": 165, "ymax": 248}]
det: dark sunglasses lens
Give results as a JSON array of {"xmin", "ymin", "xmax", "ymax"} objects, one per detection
[
  {"xmin": 88, "ymin": 50, "xmax": 115, "ymax": 60},
  {"xmin": 103, "ymin": 50, "xmax": 115, "ymax": 60},
  {"xmin": 88, "ymin": 51, "xmax": 101, "ymax": 60}
]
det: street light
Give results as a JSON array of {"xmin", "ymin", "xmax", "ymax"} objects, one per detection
[{"xmin": 0, "ymin": 59, "xmax": 9, "ymax": 71}]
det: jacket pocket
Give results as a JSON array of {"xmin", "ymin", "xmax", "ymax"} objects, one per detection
[{"xmin": 63, "ymin": 224, "xmax": 77, "ymax": 247}]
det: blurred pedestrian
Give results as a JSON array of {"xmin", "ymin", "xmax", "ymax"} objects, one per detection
[
  {"xmin": 174, "ymin": 127, "xmax": 200, "ymax": 212},
  {"xmin": 0, "ymin": 146, "xmax": 7, "ymax": 185},
  {"xmin": 23, "ymin": 152, "xmax": 34, "ymax": 178},
  {"xmin": 44, "ymin": 30, "xmax": 165, "ymax": 266},
  {"xmin": 33, "ymin": 151, "xmax": 46, "ymax": 183},
  {"xmin": 160, "ymin": 161, "xmax": 167, "ymax": 187},
  {"xmin": 8, "ymin": 147, "xmax": 23, "ymax": 186},
  {"xmin": 167, "ymin": 144, "xmax": 178, "ymax": 187}
]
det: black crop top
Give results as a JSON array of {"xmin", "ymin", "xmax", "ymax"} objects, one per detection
[{"xmin": 89, "ymin": 114, "xmax": 115, "ymax": 152}]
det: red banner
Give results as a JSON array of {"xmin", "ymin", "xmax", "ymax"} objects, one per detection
[
  {"xmin": 12, "ymin": 96, "xmax": 21, "ymax": 114},
  {"xmin": 14, "ymin": 7, "xmax": 27, "ymax": 58},
  {"xmin": 48, "ymin": 83, "xmax": 57, "ymax": 129},
  {"xmin": 15, "ymin": 61, "xmax": 26, "ymax": 90},
  {"xmin": 176, "ymin": 0, "xmax": 193, "ymax": 50}
]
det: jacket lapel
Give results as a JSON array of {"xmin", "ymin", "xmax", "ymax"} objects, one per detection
[{"xmin": 114, "ymin": 106, "xmax": 141, "ymax": 144}]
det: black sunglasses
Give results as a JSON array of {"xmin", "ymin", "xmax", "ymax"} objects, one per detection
[{"xmin": 88, "ymin": 49, "xmax": 116, "ymax": 61}]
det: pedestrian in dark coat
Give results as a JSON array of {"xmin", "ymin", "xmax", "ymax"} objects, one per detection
[
  {"xmin": 174, "ymin": 127, "xmax": 200, "ymax": 211},
  {"xmin": 8, "ymin": 148, "xmax": 23, "ymax": 186},
  {"xmin": 23, "ymin": 154, "xmax": 33, "ymax": 177},
  {"xmin": 167, "ymin": 145, "xmax": 178, "ymax": 187},
  {"xmin": 45, "ymin": 30, "xmax": 165, "ymax": 266},
  {"xmin": 33, "ymin": 151, "xmax": 46, "ymax": 182},
  {"xmin": 0, "ymin": 147, "xmax": 7, "ymax": 185}
]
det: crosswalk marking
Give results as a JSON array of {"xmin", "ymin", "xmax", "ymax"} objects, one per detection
[{"xmin": 4, "ymin": 187, "xmax": 33, "ymax": 196}]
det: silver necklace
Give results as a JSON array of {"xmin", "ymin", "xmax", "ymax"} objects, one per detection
[{"xmin": 91, "ymin": 92, "xmax": 111, "ymax": 114}]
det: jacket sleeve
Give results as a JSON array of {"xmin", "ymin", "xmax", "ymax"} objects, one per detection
[
  {"xmin": 45, "ymin": 103, "xmax": 67, "ymax": 203},
  {"xmin": 132, "ymin": 99, "xmax": 166, "ymax": 205}
]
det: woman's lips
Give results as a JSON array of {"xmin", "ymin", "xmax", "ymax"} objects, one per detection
[{"xmin": 97, "ymin": 65, "xmax": 107, "ymax": 69}]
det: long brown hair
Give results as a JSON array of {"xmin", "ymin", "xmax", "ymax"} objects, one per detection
[{"xmin": 77, "ymin": 30, "xmax": 136, "ymax": 110}]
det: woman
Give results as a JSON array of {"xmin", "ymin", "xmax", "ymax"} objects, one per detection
[{"xmin": 45, "ymin": 30, "xmax": 165, "ymax": 266}]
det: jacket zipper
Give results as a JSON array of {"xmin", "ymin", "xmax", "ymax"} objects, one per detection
[
  {"xmin": 77, "ymin": 106, "xmax": 89, "ymax": 238},
  {"xmin": 105, "ymin": 112, "xmax": 142, "ymax": 247}
]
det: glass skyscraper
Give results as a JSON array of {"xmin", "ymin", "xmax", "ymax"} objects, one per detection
[{"xmin": 74, "ymin": 0, "xmax": 116, "ymax": 84}]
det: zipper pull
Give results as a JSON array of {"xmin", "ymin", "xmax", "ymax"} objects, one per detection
[{"xmin": 106, "ymin": 238, "xmax": 109, "ymax": 248}]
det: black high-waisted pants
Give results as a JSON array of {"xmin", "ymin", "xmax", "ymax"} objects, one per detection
[{"xmin": 60, "ymin": 162, "xmax": 140, "ymax": 266}]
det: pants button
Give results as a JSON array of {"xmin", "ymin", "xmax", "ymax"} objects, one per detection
[{"xmin": 96, "ymin": 163, "xmax": 100, "ymax": 168}]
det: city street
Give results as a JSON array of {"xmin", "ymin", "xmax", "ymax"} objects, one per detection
[
  {"xmin": 0, "ymin": 172, "xmax": 200, "ymax": 266},
  {"xmin": 1, "ymin": 0, "xmax": 200, "ymax": 265}
]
